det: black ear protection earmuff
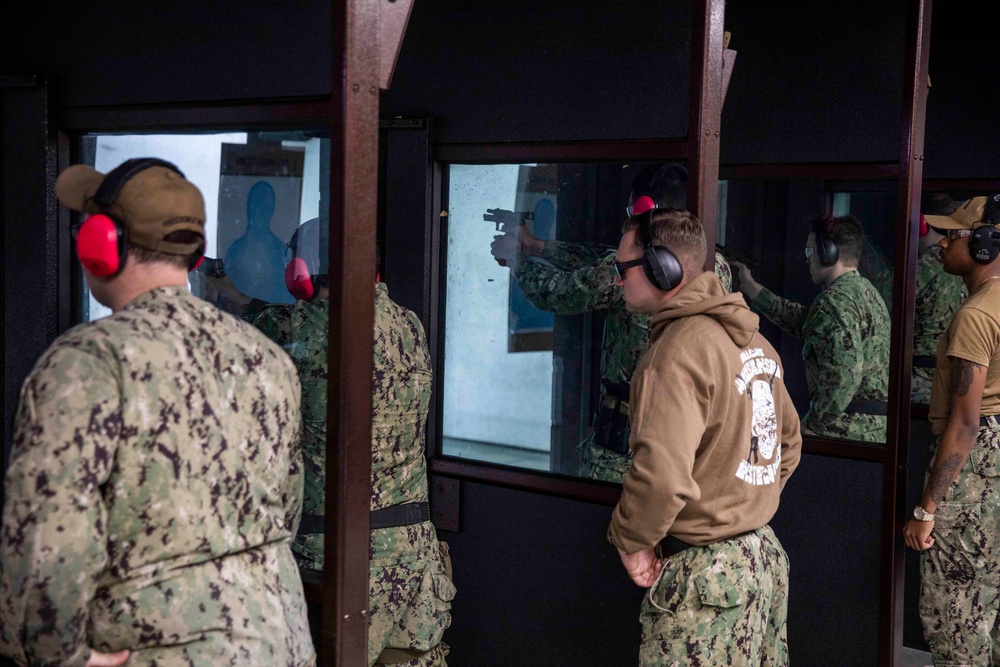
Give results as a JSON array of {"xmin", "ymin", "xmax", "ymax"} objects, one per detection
[
  {"xmin": 969, "ymin": 194, "xmax": 1000, "ymax": 265},
  {"xmin": 76, "ymin": 158, "xmax": 187, "ymax": 277},
  {"xmin": 969, "ymin": 225, "xmax": 1000, "ymax": 264},
  {"xmin": 814, "ymin": 222, "xmax": 839, "ymax": 267},
  {"xmin": 638, "ymin": 210, "xmax": 684, "ymax": 291}
]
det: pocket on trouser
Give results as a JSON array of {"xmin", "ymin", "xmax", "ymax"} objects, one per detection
[
  {"xmin": 969, "ymin": 428, "xmax": 1000, "ymax": 477},
  {"xmin": 640, "ymin": 554, "xmax": 762, "ymax": 667},
  {"xmin": 389, "ymin": 559, "xmax": 456, "ymax": 656},
  {"xmin": 921, "ymin": 502, "xmax": 986, "ymax": 587}
]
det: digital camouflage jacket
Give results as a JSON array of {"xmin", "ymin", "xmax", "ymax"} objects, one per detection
[
  {"xmin": 754, "ymin": 271, "xmax": 890, "ymax": 442},
  {"xmin": 0, "ymin": 287, "xmax": 314, "ymax": 667},
  {"xmin": 872, "ymin": 245, "xmax": 967, "ymax": 403}
]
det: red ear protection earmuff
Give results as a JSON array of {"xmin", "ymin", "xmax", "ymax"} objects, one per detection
[
  {"xmin": 76, "ymin": 158, "xmax": 187, "ymax": 277},
  {"xmin": 629, "ymin": 195, "xmax": 657, "ymax": 218},
  {"xmin": 75, "ymin": 214, "xmax": 127, "ymax": 277},
  {"xmin": 285, "ymin": 257, "xmax": 315, "ymax": 300},
  {"xmin": 918, "ymin": 214, "xmax": 929, "ymax": 238}
]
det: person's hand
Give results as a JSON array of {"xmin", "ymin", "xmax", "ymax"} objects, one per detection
[
  {"xmin": 617, "ymin": 547, "xmax": 662, "ymax": 588},
  {"xmin": 490, "ymin": 232, "xmax": 521, "ymax": 266},
  {"xmin": 195, "ymin": 263, "xmax": 253, "ymax": 314},
  {"xmin": 902, "ymin": 518, "xmax": 935, "ymax": 551},
  {"xmin": 489, "ymin": 219, "xmax": 543, "ymax": 266},
  {"xmin": 86, "ymin": 649, "xmax": 130, "ymax": 666},
  {"xmin": 730, "ymin": 261, "xmax": 763, "ymax": 299}
]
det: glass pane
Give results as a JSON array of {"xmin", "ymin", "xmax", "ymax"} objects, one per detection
[
  {"xmin": 80, "ymin": 133, "xmax": 328, "ymax": 321},
  {"xmin": 903, "ymin": 189, "xmax": 972, "ymax": 405},
  {"xmin": 77, "ymin": 130, "xmax": 331, "ymax": 571},
  {"xmin": 441, "ymin": 161, "xmax": 726, "ymax": 479},
  {"xmin": 721, "ymin": 179, "xmax": 894, "ymax": 445}
]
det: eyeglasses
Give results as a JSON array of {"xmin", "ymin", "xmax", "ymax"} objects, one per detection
[
  {"xmin": 804, "ymin": 246, "xmax": 815, "ymax": 259},
  {"xmin": 614, "ymin": 258, "xmax": 645, "ymax": 280},
  {"xmin": 945, "ymin": 228, "xmax": 973, "ymax": 241}
]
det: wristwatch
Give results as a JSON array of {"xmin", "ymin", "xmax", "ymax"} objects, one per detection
[{"xmin": 913, "ymin": 505, "xmax": 935, "ymax": 522}]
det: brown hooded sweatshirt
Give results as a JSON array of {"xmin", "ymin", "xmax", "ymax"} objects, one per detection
[{"xmin": 609, "ymin": 271, "xmax": 802, "ymax": 553}]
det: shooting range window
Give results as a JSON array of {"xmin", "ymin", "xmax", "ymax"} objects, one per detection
[
  {"xmin": 438, "ymin": 160, "xmax": 678, "ymax": 478},
  {"xmin": 75, "ymin": 131, "xmax": 329, "ymax": 323}
]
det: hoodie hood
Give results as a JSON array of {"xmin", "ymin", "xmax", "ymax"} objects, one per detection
[{"xmin": 649, "ymin": 271, "xmax": 759, "ymax": 348}]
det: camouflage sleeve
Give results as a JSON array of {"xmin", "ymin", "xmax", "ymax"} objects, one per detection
[
  {"xmin": 539, "ymin": 240, "xmax": 611, "ymax": 270},
  {"xmin": 513, "ymin": 248, "xmax": 623, "ymax": 314},
  {"xmin": 751, "ymin": 287, "xmax": 809, "ymax": 338},
  {"xmin": 1, "ymin": 346, "xmax": 118, "ymax": 667},
  {"xmin": 249, "ymin": 305, "xmax": 291, "ymax": 345},
  {"xmin": 800, "ymin": 295, "xmax": 864, "ymax": 433}
]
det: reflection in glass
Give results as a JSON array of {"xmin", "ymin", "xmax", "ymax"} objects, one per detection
[
  {"xmin": 870, "ymin": 192, "xmax": 968, "ymax": 404},
  {"xmin": 722, "ymin": 181, "xmax": 892, "ymax": 444},
  {"xmin": 79, "ymin": 130, "xmax": 330, "ymax": 572},
  {"xmin": 442, "ymin": 161, "xmax": 732, "ymax": 478}
]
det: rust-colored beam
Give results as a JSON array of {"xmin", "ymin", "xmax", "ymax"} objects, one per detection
[
  {"xmin": 323, "ymin": 0, "xmax": 381, "ymax": 664},
  {"xmin": 689, "ymin": 0, "xmax": 726, "ymax": 270}
]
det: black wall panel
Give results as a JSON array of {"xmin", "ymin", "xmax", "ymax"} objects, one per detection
[
  {"xmin": 3, "ymin": 83, "xmax": 58, "ymax": 511},
  {"xmin": 439, "ymin": 481, "xmax": 643, "ymax": 666},
  {"xmin": 381, "ymin": 1, "xmax": 693, "ymax": 144},
  {"xmin": 923, "ymin": 3, "xmax": 1000, "ymax": 179},
  {"xmin": 0, "ymin": 1, "xmax": 332, "ymax": 107},
  {"xmin": 721, "ymin": 1, "xmax": 907, "ymax": 164},
  {"xmin": 771, "ymin": 454, "xmax": 883, "ymax": 666}
]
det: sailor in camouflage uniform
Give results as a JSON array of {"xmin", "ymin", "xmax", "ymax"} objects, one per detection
[
  {"xmin": 490, "ymin": 163, "xmax": 731, "ymax": 482},
  {"xmin": 608, "ymin": 209, "xmax": 801, "ymax": 667},
  {"xmin": 733, "ymin": 214, "xmax": 890, "ymax": 443},
  {"xmin": 873, "ymin": 196, "xmax": 968, "ymax": 403},
  {"xmin": 0, "ymin": 159, "xmax": 315, "ymax": 667},
  {"xmin": 903, "ymin": 195, "xmax": 1000, "ymax": 667},
  {"xmin": 224, "ymin": 219, "xmax": 454, "ymax": 666}
]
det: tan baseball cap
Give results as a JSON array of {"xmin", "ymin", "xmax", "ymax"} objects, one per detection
[
  {"xmin": 924, "ymin": 195, "xmax": 999, "ymax": 231},
  {"xmin": 55, "ymin": 158, "xmax": 205, "ymax": 255}
]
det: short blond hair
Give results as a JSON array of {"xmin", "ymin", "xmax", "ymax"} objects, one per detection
[{"xmin": 622, "ymin": 208, "xmax": 707, "ymax": 281}]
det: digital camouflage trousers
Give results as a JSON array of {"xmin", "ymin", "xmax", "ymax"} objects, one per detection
[
  {"xmin": 640, "ymin": 525, "xmax": 789, "ymax": 667},
  {"xmin": 920, "ymin": 421, "xmax": 1000, "ymax": 667}
]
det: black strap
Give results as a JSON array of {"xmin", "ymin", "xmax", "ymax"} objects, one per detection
[
  {"xmin": 982, "ymin": 415, "xmax": 999, "ymax": 428},
  {"xmin": 298, "ymin": 502, "xmax": 430, "ymax": 536},
  {"xmin": 846, "ymin": 398, "xmax": 888, "ymax": 416},
  {"xmin": 299, "ymin": 513, "xmax": 325, "ymax": 535},
  {"xmin": 913, "ymin": 355, "xmax": 937, "ymax": 368},
  {"xmin": 658, "ymin": 534, "xmax": 696, "ymax": 558},
  {"xmin": 370, "ymin": 502, "xmax": 430, "ymax": 529}
]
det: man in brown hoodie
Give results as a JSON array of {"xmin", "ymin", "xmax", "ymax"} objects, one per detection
[{"xmin": 607, "ymin": 208, "xmax": 802, "ymax": 666}]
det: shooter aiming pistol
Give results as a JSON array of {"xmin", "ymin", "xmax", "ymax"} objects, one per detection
[
  {"xmin": 716, "ymin": 244, "xmax": 759, "ymax": 292},
  {"xmin": 484, "ymin": 208, "xmax": 534, "ymax": 267}
]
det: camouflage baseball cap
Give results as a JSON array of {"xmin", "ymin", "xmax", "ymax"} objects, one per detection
[
  {"xmin": 925, "ymin": 194, "xmax": 1000, "ymax": 231},
  {"xmin": 55, "ymin": 158, "xmax": 206, "ymax": 255}
]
